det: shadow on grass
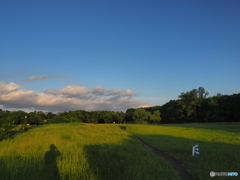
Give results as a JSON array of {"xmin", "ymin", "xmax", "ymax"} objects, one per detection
[
  {"xmin": 84, "ymin": 144, "xmax": 130, "ymax": 180},
  {"xmin": 134, "ymin": 133, "xmax": 240, "ymax": 180},
  {"xmin": 0, "ymin": 144, "xmax": 61, "ymax": 180},
  {"xmin": 120, "ymin": 126, "xmax": 127, "ymax": 130},
  {"xmin": 84, "ymin": 137, "xmax": 181, "ymax": 180},
  {"xmin": 44, "ymin": 144, "xmax": 61, "ymax": 180}
]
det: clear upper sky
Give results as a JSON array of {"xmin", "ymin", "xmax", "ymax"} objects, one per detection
[{"xmin": 1, "ymin": 0, "xmax": 240, "ymax": 112}]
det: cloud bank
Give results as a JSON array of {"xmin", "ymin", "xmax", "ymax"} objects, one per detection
[{"xmin": 0, "ymin": 81, "xmax": 149, "ymax": 112}]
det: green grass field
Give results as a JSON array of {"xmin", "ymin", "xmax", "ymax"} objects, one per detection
[
  {"xmin": 0, "ymin": 122, "xmax": 239, "ymax": 180},
  {"xmin": 0, "ymin": 123, "xmax": 179, "ymax": 180},
  {"xmin": 125, "ymin": 123, "xmax": 240, "ymax": 180}
]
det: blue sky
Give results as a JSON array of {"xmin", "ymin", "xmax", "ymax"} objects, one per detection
[{"xmin": 1, "ymin": 0, "xmax": 240, "ymax": 112}]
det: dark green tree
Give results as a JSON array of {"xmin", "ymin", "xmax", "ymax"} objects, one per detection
[
  {"xmin": 132, "ymin": 108, "xmax": 148, "ymax": 124},
  {"xmin": 46, "ymin": 112, "xmax": 56, "ymax": 120},
  {"xmin": 152, "ymin": 110, "xmax": 161, "ymax": 124},
  {"xmin": 124, "ymin": 108, "xmax": 136, "ymax": 122},
  {"xmin": 11, "ymin": 110, "xmax": 28, "ymax": 124},
  {"xmin": 178, "ymin": 87, "xmax": 209, "ymax": 122},
  {"xmin": 115, "ymin": 111, "xmax": 125, "ymax": 123},
  {"xmin": 36, "ymin": 111, "xmax": 47, "ymax": 121},
  {"xmin": 27, "ymin": 112, "xmax": 42, "ymax": 125},
  {"xmin": 160, "ymin": 100, "xmax": 185, "ymax": 123}
]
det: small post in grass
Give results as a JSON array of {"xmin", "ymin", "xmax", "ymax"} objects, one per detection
[{"xmin": 192, "ymin": 143, "xmax": 200, "ymax": 156}]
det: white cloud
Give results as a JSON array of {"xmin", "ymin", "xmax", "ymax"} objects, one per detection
[
  {"xmin": 0, "ymin": 90, "xmax": 36, "ymax": 101},
  {"xmin": 46, "ymin": 84, "xmax": 87, "ymax": 95},
  {"xmin": 0, "ymin": 81, "xmax": 149, "ymax": 112},
  {"xmin": 0, "ymin": 81, "xmax": 20, "ymax": 92},
  {"xmin": 45, "ymin": 84, "xmax": 136, "ymax": 99}
]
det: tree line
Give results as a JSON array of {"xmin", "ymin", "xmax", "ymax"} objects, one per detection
[
  {"xmin": 125, "ymin": 87, "xmax": 240, "ymax": 124},
  {"xmin": 0, "ymin": 110, "xmax": 125, "ymax": 126},
  {"xmin": 49, "ymin": 110, "xmax": 125, "ymax": 124}
]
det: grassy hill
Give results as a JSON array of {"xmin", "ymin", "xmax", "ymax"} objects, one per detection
[{"xmin": 0, "ymin": 122, "xmax": 239, "ymax": 180}]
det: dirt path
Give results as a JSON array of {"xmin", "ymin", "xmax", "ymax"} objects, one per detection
[{"xmin": 133, "ymin": 135, "xmax": 192, "ymax": 180}]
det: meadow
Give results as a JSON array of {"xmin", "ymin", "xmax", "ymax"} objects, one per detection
[
  {"xmin": 0, "ymin": 123, "xmax": 179, "ymax": 180},
  {"xmin": 0, "ymin": 122, "xmax": 239, "ymax": 180},
  {"xmin": 125, "ymin": 123, "xmax": 240, "ymax": 180}
]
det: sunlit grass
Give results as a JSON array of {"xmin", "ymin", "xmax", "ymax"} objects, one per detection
[
  {"xmin": 124, "ymin": 123, "xmax": 240, "ymax": 144},
  {"xmin": 2, "ymin": 122, "xmax": 238, "ymax": 180},
  {"xmin": 0, "ymin": 123, "xmax": 180, "ymax": 180},
  {"xmin": 124, "ymin": 123, "xmax": 240, "ymax": 180}
]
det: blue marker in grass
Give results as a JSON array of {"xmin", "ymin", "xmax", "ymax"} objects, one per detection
[{"xmin": 192, "ymin": 143, "xmax": 200, "ymax": 156}]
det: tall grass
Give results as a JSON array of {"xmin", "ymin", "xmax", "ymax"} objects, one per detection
[
  {"xmin": 124, "ymin": 123, "xmax": 240, "ymax": 180},
  {"xmin": 1, "ymin": 122, "xmax": 238, "ymax": 180},
  {"xmin": 0, "ymin": 123, "xmax": 180, "ymax": 180}
]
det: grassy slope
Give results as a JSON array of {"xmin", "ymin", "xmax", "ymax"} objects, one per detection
[
  {"xmin": 0, "ymin": 123, "xmax": 180, "ymax": 180},
  {"xmin": 124, "ymin": 123, "xmax": 240, "ymax": 180}
]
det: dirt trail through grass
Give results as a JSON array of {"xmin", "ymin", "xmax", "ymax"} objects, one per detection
[
  {"xmin": 120, "ymin": 126, "xmax": 192, "ymax": 180},
  {"xmin": 134, "ymin": 135, "xmax": 192, "ymax": 180}
]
